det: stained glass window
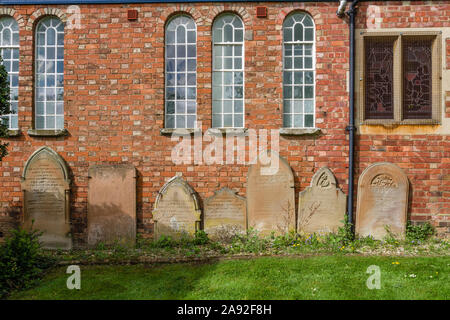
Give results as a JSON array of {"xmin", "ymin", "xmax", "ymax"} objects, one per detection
[
  {"xmin": 35, "ymin": 17, "xmax": 64, "ymax": 130},
  {"xmin": 283, "ymin": 12, "xmax": 315, "ymax": 128},
  {"xmin": 0, "ymin": 17, "xmax": 19, "ymax": 130},
  {"xmin": 364, "ymin": 38, "xmax": 394, "ymax": 120},
  {"xmin": 165, "ymin": 15, "xmax": 197, "ymax": 129},
  {"xmin": 403, "ymin": 39, "xmax": 432, "ymax": 119},
  {"xmin": 212, "ymin": 14, "xmax": 244, "ymax": 128}
]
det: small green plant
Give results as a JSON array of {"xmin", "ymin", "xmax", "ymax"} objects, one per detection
[
  {"xmin": 406, "ymin": 222, "xmax": 434, "ymax": 243},
  {"xmin": 383, "ymin": 225, "xmax": 400, "ymax": 246},
  {"xmin": 229, "ymin": 228, "xmax": 269, "ymax": 253},
  {"xmin": 111, "ymin": 241, "xmax": 130, "ymax": 255},
  {"xmin": 193, "ymin": 230, "xmax": 209, "ymax": 245},
  {"xmin": 335, "ymin": 215, "xmax": 354, "ymax": 246},
  {"xmin": 271, "ymin": 231, "xmax": 297, "ymax": 249},
  {"xmin": 151, "ymin": 235, "xmax": 175, "ymax": 248},
  {"xmin": 179, "ymin": 233, "xmax": 195, "ymax": 248},
  {"xmin": 95, "ymin": 242, "xmax": 106, "ymax": 251},
  {"xmin": 0, "ymin": 227, "xmax": 54, "ymax": 297},
  {"xmin": 135, "ymin": 233, "xmax": 145, "ymax": 248},
  {"xmin": 357, "ymin": 235, "xmax": 379, "ymax": 248}
]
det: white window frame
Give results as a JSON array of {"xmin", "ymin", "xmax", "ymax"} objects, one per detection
[
  {"xmin": 34, "ymin": 16, "xmax": 64, "ymax": 130},
  {"xmin": 0, "ymin": 16, "xmax": 19, "ymax": 130},
  {"xmin": 212, "ymin": 14, "xmax": 245, "ymax": 128},
  {"xmin": 165, "ymin": 15, "xmax": 197, "ymax": 129},
  {"xmin": 282, "ymin": 12, "xmax": 316, "ymax": 128}
]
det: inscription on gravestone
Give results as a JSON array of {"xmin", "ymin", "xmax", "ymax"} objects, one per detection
[
  {"xmin": 356, "ymin": 162, "xmax": 409, "ymax": 240},
  {"xmin": 87, "ymin": 164, "xmax": 137, "ymax": 247},
  {"xmin": 152, "ymin": 176, "xmax": 201, "ymax": 240},
  {"xmin": 21, "ymin": 147, "xmax": 71, "ymax": 249},
  {"xmin": 204, "ymin": 188, "xmax": 246, "ymax": 240},
  {"xmin": 247, "ymin": 150, "xmax": 295, "ymax": 235},
  {"xmin": 298, "ymin": 167, "xmax": 346, "ymax": 234}
]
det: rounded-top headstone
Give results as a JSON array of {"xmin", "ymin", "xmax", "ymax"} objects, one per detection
[
  {"xmin": 247, "ymin": 150, "xmax": 295, "ymax": 235},
  {"xmin": 356, "ymin": 162, "xmax": 409, "ymax": 240},
  {"xmin": 152, "ymin": 175, "xmax": 201, "ymax": 240},
  {"xmin": 21, "ymin": 146, "xmax": 71, "ymax": 250}
]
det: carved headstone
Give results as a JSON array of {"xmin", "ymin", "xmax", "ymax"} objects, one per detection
[
  {"xmin": 87, "ymin": 164, "xmax": 136, "ymax": 247},
  {"xmin": 247, "ymin": 150, "xmax": 295, "ymax": 235},
  {"xmin": 21, "ymin": 147, "xmax": 71, "ymax": 249},
  {"xmin": 356, "ymin": 162, "xmax": 409, "ymax": 240},
  {"xmin": 298, "ymin": 167, "xmax": 346, "ymax": 234},
  {"xmin": 204, "ymin": 188, "xmax": 246, "ymax": 240},
  {"xmin": 152, "ymin": 176, "xmax": 201, "ymax": 240}
]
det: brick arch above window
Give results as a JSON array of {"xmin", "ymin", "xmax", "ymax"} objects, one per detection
[
  {"xmin": 159, "ymin": 6, "xmax": 203, "ymax": 26},
  {"xmin": 276, "ymin": 7, "xmax": 319, "ymax": 28},
  {"xmin": 0, "ymin": 8, "xmax": 25, "ymax": 29},
  {"xmin": 206, "ymin": 6, "xmax": 251, "ymax": 27},
  {"xmin": 26, "ymin": 8, "xmax": 68, "ymax": 31}
]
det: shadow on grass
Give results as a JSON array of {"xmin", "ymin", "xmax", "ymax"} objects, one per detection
[{"xmin": 8, "ymin": 255, "xmax": 450, "ymax": 300}]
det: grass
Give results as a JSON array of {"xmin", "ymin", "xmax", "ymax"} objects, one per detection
[{"xmin": 9, "ymin": 255, "xmax": 450, "ymax": 300}]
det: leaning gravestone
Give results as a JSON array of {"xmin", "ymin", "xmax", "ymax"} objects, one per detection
[
  {"xmin": 87, "ymin": 164, "xmax": 136, "ymax": 247},
  {"xmin": 204, "ymin": 188, "xmax": 246, "ymax": 240},
  {"xmin": 152, "ymin": 175, "xmax": 201, "ymax": 240},
  {"xmin": 298, "ymin": 167, "xmax": 346, "ymax": 234},
  {"xmin": 356, "ymin": 162, "xmax": 409, "ymax": 240},
  {"xmin": 247, "ymin": 150, "xmax": 295, "ymax": 235},
  {"xmin": 21, "ymin": 147, "xmax": 71, "ymax": 249}
]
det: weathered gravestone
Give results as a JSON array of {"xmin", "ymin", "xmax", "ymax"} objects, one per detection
[
  {"xmin": 204, "ymin": 188, "xmax": 246, "ymax": 240},
  {"xmin": 0, "ymin": 215, "xmax": 18, "ymax": 243},
  {"xmin": 21, "ymin": 146, "xmax": 71, "ymax": 249},
  {"xmin": 356, "ymin": 162, "xmax": 409, "ymax": 240},
  {"xmin": 152, "ymin": 175, "xmax": 201, "ymax": 240},
  {"xmin": 298, "ymin": 167, "xmax": 346, "ymax": 234},
  {"xmin": 87, "ymin": 164, "xmax": 136, "ymax": 247},
  {"xmin": 247, "ymin": 150, "xmax": 295, "ymax": 235}
]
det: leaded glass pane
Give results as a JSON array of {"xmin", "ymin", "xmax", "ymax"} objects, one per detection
[
  {"xmin": 165, "ymin": 15, "xmax": 197, "ymax": 128},
  {"xmin": 212, "ymin": 14, "xmax": 244, "ymax": 128},
  {"xmin": 35, "ymin": 17, "xmax": 64, "ymax": 129},
  {"xmin": 403, "ymin": 39, "xmax": 432, "ymax": 119},
  {"xmin": 283, "ymin": 13, "xmax": 315, "ymax": 128},
  {"xmin": 364, "ymin": 38, "xmax": 394, "ymax": 120},
  {"xmin": 0, "ymin": 16, "xmax": 19, "ymax": 130}
]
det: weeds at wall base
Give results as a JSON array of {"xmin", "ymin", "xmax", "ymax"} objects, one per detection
[{"xmin": 41, "ymin": 222, "xmax": 449, "ymax": 266}]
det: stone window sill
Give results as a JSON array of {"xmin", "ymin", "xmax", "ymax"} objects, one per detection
[
  {"xmin": 206, "ymin": 128, "xmax": 248, "ymax": 136},
  {"xmin": 160, "ymin": 128, "xmax": 202, "ymax": 136},
  {"xmin": 28, "ymin": 129, "xmax": 69, "ymax": 137},
  {"xmin": 361, "ymin": 120, "xmax": 440, "ymax": 128},
  {"xmin": 279, "ymin": 128, "xmax": 321, "ymax": 136},
  {"xmin": 4, "ymin": 129, "xmax": 21, "ymax": 137}
]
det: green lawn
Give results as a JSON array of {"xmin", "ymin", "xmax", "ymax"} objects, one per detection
[{"xmin": 9, "ymin": 255, "xmax": 450, "ymax": 300}]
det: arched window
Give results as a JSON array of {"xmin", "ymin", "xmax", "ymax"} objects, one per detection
[
  {"xmin": 165, "ymin": 15, "xmax": 197, "ymax": 129},
  {"xmin": 35, "ymin": 17, "xmax": 64, "ymax": 130},
  {"xmin": 212, "ymin": 14, "xmax": 244, "ymax": 128},
  {"xmin": 0, "ymin": 16, "xmax": 19, "ymax": 130},
  {"xmin": 283, "ymin": 12, "xmax": 315, "ymax": 128}
]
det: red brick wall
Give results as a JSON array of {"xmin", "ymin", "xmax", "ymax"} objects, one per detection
[
  {"xmin": 446, "ymin": 91, "xmax": 450, "ymax": 119},
  {"xmin": 0, "ymin": 1, "xmax": 448, "ymax": 244},
  {"xmin": 356, "ymin": 1, "xmax": 450, "ymax": 237}
]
